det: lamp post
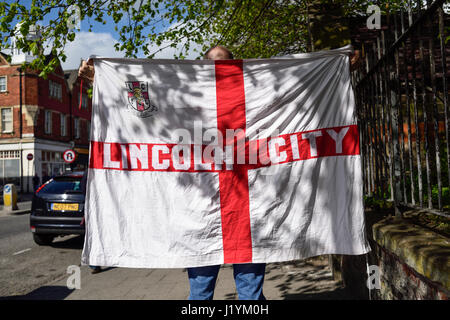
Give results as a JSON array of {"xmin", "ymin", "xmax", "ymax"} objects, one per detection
[{"xmin": 17, "ymin": 67, "xmax": 24, "ymax": 192}]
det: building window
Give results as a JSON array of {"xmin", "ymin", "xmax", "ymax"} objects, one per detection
[
  {"xmin": 45, "ymin": 110, "xmax": 52, "ymax": 134},
  {"xmin": 74, "ymin": 117, "xmax": 80, "ymax": 139},
  {"xmin": 0, "ymin": 76, "xmax": 6, "ymax": 92},
  {"xmin": 78, "ymin": 93, "xmax": 89, "ymax": 109},
  {"xmin": 49, "ymin": 80, "xmax": 62, "ymax": 100},
  {"xmin": 60, "ymin": 114, "xmax": 66, "ymax": 137},
  {"xmin": 1, "ymin": 108, "xmax": 13, "ymax": 133},
  {"xmin": 0, "ymin": 150, "xmax": 20, "ymax": 159},
  {"xmin": 0, "ymin": 150, "xmax": 20, "ymax": 188},
  {"xmin": 41, "ymin": 150, "xmax": 67, "ymax": 179}
]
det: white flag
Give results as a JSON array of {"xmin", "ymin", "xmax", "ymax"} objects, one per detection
[{"xmin": 81, "ymin": 45, "xmax": 370, "ymax": 268}]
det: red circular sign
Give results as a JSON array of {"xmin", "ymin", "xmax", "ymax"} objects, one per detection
[
  {"xmin": 27, "ymin": 153, "xmax": 33, "ymax": 161},
  {"xmin": 63, "ymin": 149, "xmax": 77, "ymax": 163}
]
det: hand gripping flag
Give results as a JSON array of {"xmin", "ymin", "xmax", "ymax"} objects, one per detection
[{"xmin": 81, "ymin": 45, "xmax": 371, "ymax": 268}]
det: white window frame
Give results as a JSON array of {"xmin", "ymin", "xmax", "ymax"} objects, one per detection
[
  {"xmin": 60, "ymin": 114, "xmax": 66, "ymax": 137},
  {"xmin": 49, "ymin": 81, "xmax": 54, "ymax": 97},
  {"xmin": 78, "ymin": 93, "xmax": 89, "ymax": 109},
  {"xmin": 49, "ymin": 80, "xmax": 62, "ymax": 100},
  {"xmin": 44, "ymin": 110, "xmax": 52, "ymax": 134},
  {"xmin": 74, "ymin": 117, "xmax": 80, "ymax": 139},
  {"xmin": 1, "ymin": 108, "xmax": 13, "ymax": 133},
  {"xmin": 0, "ymin": 76, "xmax": 7, "ymax": 92}
]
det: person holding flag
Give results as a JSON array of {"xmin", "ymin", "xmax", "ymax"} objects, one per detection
[{"xmin": 78, "ymin": 44, "xmax": 362, "ymax": 300}]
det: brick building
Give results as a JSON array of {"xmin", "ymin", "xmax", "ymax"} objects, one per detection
[{"xmin": 0, "ymin": 50, "xmax": 92, "ymax": 192}]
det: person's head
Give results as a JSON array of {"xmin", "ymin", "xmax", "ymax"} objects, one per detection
[{"xmin": 204, "ymin": 46, "xmax": 234, "ymax": 60}]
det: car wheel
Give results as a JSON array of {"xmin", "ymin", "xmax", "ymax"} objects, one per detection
[{"xmin": 33, "ymin": 234, "xmax": 54, "ymax": 246}]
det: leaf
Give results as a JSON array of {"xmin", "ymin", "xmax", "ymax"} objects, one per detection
[{"xmin": 0, "ymin": 0, "xmax": 409, "ymax": 77}]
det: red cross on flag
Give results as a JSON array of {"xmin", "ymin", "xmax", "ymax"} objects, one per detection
[{"xmin": 81, "ymin": 45, "xmax": 371, "ymax": 268}]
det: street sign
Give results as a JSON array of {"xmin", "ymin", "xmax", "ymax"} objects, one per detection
[
  {"xmin": 63, "ymin": 149, "xmax": 77, "ymax": 163},
  {"xmin": 27, "ymin": 153, "xmax": 33, "ymax": 161}
]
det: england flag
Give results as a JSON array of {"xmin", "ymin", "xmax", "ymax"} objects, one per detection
[{"xmin": 81, "ymin": 45, "xmax": 371, "ymax": 268}]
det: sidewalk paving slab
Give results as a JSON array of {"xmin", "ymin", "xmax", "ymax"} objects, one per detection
[{"xmin": 45, "ymin": 255, "xmax": 360, "ymax": 300}]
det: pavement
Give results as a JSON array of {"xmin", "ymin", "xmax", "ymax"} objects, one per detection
[
  {"xmin": 20, "ymin": 256, "xmax": 358, "ymax": 300},
  {"xmin": 2, "ymin": 194, "xmax": 362, "ymax": 300},
  {"xmin": 0, "ymin": 193, "xmax": 33, "ymax": 217}
]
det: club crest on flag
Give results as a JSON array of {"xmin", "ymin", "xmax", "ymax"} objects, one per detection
[{"xmin": 125, "ymin": 81, "xmax": 158, "ymax": 117}]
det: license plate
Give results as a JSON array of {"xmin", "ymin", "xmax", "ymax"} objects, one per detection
[{"xmin": 51, "ymin": 203, "xmax": 79, "ymax": 211}]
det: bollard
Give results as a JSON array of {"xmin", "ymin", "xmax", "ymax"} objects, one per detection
[{"xmin": 3, "ymin": 184, "xmax": 18, "ymax": 211}]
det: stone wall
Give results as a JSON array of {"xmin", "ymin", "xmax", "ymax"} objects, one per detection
[
  {"xmin": 337, "ymin": 209, "xmax": 449, "ymax": 300},
  {"xmin": 374, "ymin": 244, "xmax": 447, "ymax": 299}
]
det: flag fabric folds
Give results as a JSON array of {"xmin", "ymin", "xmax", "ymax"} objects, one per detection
[{"xmin": 81, "ymin": 45, "xmax": 371, "ymax": 268}]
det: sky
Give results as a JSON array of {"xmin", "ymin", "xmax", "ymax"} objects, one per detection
[
  {"xmin": 61, "ymin": 3, "xmax": 204, "ymax": 70},
  {"xmin": 3, "ymin": 0, "xmax": 202, "ymax": 70}
]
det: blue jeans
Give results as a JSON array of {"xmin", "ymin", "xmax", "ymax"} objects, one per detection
[{"xmin": 187, "ymin": 263, "xmax": 266, "ymax": 300}]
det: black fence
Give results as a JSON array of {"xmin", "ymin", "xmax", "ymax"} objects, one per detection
[{"xmin": 352, "ymin": 0, "xmax": 449, "ymax": 216}]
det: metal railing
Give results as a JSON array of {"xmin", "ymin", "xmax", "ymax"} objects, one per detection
[{"xmin": 352, "ymin": 0, "xmax": 449, "ymax": 216}]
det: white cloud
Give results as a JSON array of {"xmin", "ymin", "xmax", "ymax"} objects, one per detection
[
  {"xmin": 60, "ymin": 31, "xmax": 124, "ymax": 70},
  {"xmin": 58, "ymin": 28, "xmax": 205, "ymax": 71},
  {"xmin": 146, "ymin": 21, "xmax": 207, "ymax": 60},
  {"xmin": 147, "ymin": 39, "xmax": 204, "ymax": 60}
]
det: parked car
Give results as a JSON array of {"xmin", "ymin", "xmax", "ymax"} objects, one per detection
[{"xmin": 30, "ymin": 171, "xmax": 87, "ymax": 246}]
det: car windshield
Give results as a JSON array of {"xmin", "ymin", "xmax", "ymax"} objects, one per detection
[{"xmin": 38, "ymin": 178, "xmax": 83, "ymax": 194}]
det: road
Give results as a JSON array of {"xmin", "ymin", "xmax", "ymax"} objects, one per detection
[
  {"xmin": 0, "ymin": 212, "xmax": 356, "ymax": 300},
  {"xmin": 0, "ymin": 213, "xmax": 84, "ymax": 298}
]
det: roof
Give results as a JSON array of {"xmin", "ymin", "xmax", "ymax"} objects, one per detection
[
  {"xmin": 64, "ymin": 69, "xmax": 79, "ymax": 91},
  {"xmin": 0, "ymin": 51, "xmax": 10, "ymax": 59},
  {"xmin": 0, "ymin": 51, "xmax": 10, "ymax": 65}
]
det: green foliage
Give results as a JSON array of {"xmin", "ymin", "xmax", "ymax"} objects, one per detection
[
  {"xmin": 0, "ymin": 0, "xmax": 413, "ymax": 76},
  {"xmin": 364, "ymin": 195, "xmax": 394, "ymax": 210},
  {"xmin": 87, "ymin": 87, "xmax": 93, "ymax": 99},
  {"xmin": 430, "ymin": 186, "xmax": 450, "ymax": 208}
]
